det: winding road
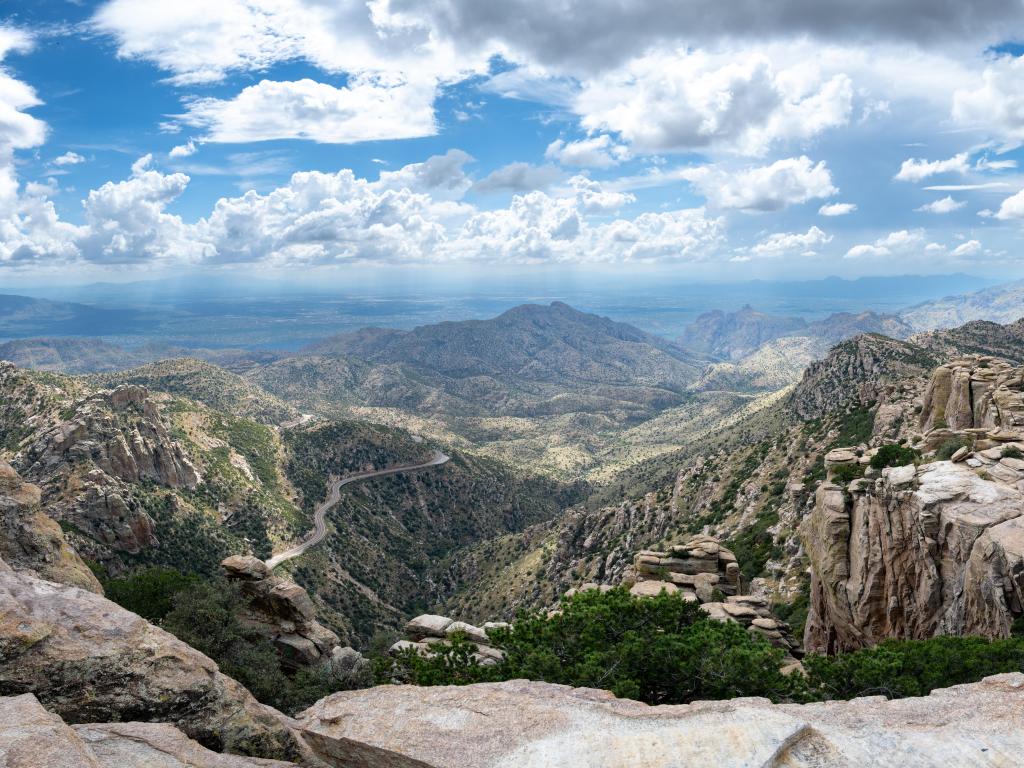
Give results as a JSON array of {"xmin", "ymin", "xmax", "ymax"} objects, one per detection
[{"xmin": 265, "ymin": 449, "xmax": 450, "ymax": 570}]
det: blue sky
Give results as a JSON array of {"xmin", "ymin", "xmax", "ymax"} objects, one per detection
[{"xmin": 3, "ymin": 0, "xmax": 1024, "ymax": 283}]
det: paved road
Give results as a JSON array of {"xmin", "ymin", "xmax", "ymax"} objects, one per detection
[{"xmin": 265, "ymin": 449, "xmax": 449, "ymax": 570}]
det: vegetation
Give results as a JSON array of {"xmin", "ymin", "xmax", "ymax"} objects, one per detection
[
  {"xmin": 936, "ymin": 438, "xmax": 972, "ymax": 460},
  {"xmin": 831, "ymin": 462, "xmax": 864, "ymax": 484},
  {"xmin": 869, "ymin": 443, "xmax": 918, "ymax": 470},
  {"xmin": 1003, "ymin": 445, "xmax": 1024, "ymax": 460},
  {"xmin": 102, "ymin": 566, "xmax": 199, "ymax": 622},
  {"xmin": 381, "ymin": 589, "xmax": 1024, "ymax": 706}
]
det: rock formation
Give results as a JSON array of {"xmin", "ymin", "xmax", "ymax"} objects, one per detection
[
  {"xmin": 0, "ymin": 460, "xmax": 101, "ymax": 593},
  {"xmin": 390, "ymin": 614, "xmax": 506, "ymax": 666},
  {"xmin": 296, "ymin": 674, "xmax": 1024, "ymax": 767},
  {"xmin": 0, "ymin": 557, "xmax": 306, "ymax": 761},
  {"xmin": 0, "ymin": 693, "xmax": 294, "ymax": 768},
  {"xmin": 803, "ymin": 361, "xmax": 1024, "ymax": 653},
  {"xmin": 221, "ymin": 555, "xmax": 363, "ymax": 675},
  {"xmin": 625, "ymin": 535, "xmax": 802, "ymax": 661},
  {"xmin": 13, "ymin": 382, "xmax": 201, "ymax": 555}
]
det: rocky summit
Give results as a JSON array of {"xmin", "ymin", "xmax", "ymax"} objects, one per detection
[{"xmin": 296, "ymin": 675, "xmax": 1024, "ymax": 768}]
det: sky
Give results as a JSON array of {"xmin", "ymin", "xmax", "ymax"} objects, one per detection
[{"xmin": 2, "ymin": 1, "xmax": 1024, "ymax": 284}]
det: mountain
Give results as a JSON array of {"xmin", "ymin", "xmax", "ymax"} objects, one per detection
[
  {"xmin": 679, "ymin": 305, "xmax": 808, "ymax": 360},
  {"xmin": 250, "ymin": 302, "xmax": 710, "ymax": 481},
  {"xmin": 901, "ymin": 279, "xmax": 1024, "ymax": 331}
]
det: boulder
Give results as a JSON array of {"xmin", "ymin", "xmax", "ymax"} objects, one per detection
[
  {"xmin": 295, "ymin": 675, "xmax": 1024, "ymax": 768},
  {"xmin": 405, "ymin": 614, "xmax": 454, "ymax": 640},
  {"xmin": 629, "ymin": 580, "xmax": 679, "ymax": 598},
  {"xmin": 0, "ymin": 693, "xmax": 102, "ymax": 768},
  {"xmin": 0, "ymin": 560, "xmax": 306, "ymax": 762}
]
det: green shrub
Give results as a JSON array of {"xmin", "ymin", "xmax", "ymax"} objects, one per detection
[
  {"xmin": 830, "ymin": 463, "xmax": 864, "ymax": 484},
  {"xmin": 382, "ymin": 588, "xmax": 799, "ymax": 704},
  {"xmin": 103, "ymin": 566, "xmax": 199, "ymax": 622},
  {"xmin": 936, "ymin": 439, "xmax": 972, "ymax": 461},
  {"xmin": 869, "ymin": 444, "xmax": 919, "ymax": 470},
  {"xmin": 1003, "ymin": 446, "xmax": 1024, "ymax": 460},
  {"xmin": 803, "ymin": 635, "xmax": 1024, "ymax": 700}
]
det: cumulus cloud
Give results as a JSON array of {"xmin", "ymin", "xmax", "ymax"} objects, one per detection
[
  {"xmin": 178, "ymin": 78, "xmax": 438, "ymax": 144},
  {"xmin": 818, "ymin": 202, "xmax": 856, "ymax": 216},
  {"xmin": 473, "ymin": 162, "xmax": 563, "ymax": 194},
  {"xmin": 574, "ymin": 49, "xmax": 852, "ymax": 155},
  {"xmin": 545, "ymin": 135, "xmax": 630, "ymax": 168},
  {"xmin": 169, "ymin": 140, "xmax": 197, "ymax": 158},
  {"xmin": 915, "ymin": 196, "xmax": 966, "ymax": 214},
  {"xmin": 894, "ymin": 152, "xmax": 970, "ymax": 182},
  {"xmin": 950, "ymin": 239, "xmax": 981, "ymax": 257},
  {"xmin": 953, "ymin": 55, "xmax": 1024, "ymax": 148},
  {"xmin": 687, "ymin": 156, "xmax": 837, "ymax": 212},
  {"xmin": 750, "ymin": 225, "xmax": 831, "ymax": 258},
  {"xmin": 374, "ymin": 149, "xmax": 474, "ymax": 199},
  {"xmin": 844, "ymin": 229, "xmax": 925, "ymax": 259},
  {"xmin": 993, "ymin": 189, "xmax": 1024, "ymax": 221},
  {"xmin": 52, "ymin": 151, "xmax": 85, "ymax": 166}
]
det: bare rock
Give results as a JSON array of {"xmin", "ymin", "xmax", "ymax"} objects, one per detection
[
  {"xmin": 405, "ymin": 614, "xmax": 454, "ymax": 640},
  {"xmin": 295, "ymin": 675, "xmax": 1024, "ymax": 768},
  {"xmin": 0, "ymin": 693, "xmax": 102, "ymax": 768},
  {"xmin": 629, "ymin": 580, "xmax": 679, "ymax": 598},
  {"xmin": 0, "ymin": 561, "xmax": 306, "ymax": 761},
  {"xmin": 0, "ymin": 460, "xmax": 101, "ymax": 593}
]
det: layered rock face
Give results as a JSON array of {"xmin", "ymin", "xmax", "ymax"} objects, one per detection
[
  {"xmin": 0, "ymin": 460, "xmax": 101, "ymax": 593},
  {"xmin": 390, "ymin": 614, "xmax": 507, "ymax": 667},
  {"xmin": 0, "ymin": 693, "xmax": 293, "ymax": 768},
  {"xmin": 625, "ymin": 535, "xmax": 802, "ymax": 660},
  {"xmin": 919, "ymin": 356, "xmax": 1024, "ymax": 443},
  {"xmin": 296, "ymin": 674, "xmax": 1024, "ymax": 768},
  {"xmin": 14, "ymin": 383, "xmax": 200, "ymax": 555},
  {"xmin": 0, "ymin": 558, "xmax": 305, "ymax": 761},
  {"xmin": 803, "ymin": 362, "xmax": 1024, "ymax": 653}
]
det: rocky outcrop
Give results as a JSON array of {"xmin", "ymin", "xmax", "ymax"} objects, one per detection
[
  {"xmin": 628, "ymin": 535, "xmax": 742, "ymax": 600},
  {"xmin": 0, "ymin": 558, "xmax": 306, "ymax": 761},
  {"xmin": 296, "ymin": 674, "xmax": 1024, "ymax": 767},
  {"xmin": 390, "ymin": 614, "xmax": 506, "ymax": 667},
  {"xmin": 221, "ymin": 556, "xmax": 367, "ymax": 678},
  {"xmin": 803, "ymin": 459, "xmax": 1024, "ymax": 653},
  {"xmin": 0, "ymin": 693, "xmax": 293, "ymax": 768},
  {"xmin": 625, "ymin": 535, "xmax": 801, "ymax": 661},
  {"xmin": 13, "ymin": 383, "xmax": 201, "ymax": 555},
  {"xmin": 918, "ymin": 356, "xmax": 1024, "ymax": 441},
  {"xmin": 0, "ymin": 460, "xmax": 101, "ymax": 593}
]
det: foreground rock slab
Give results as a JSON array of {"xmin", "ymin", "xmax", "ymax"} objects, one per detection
[{"xmin": 297, "ymin": 675, "xmax": 1024, "ymax": 768}]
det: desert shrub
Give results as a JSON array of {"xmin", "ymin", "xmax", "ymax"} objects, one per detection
[
  {"xmin": 869, "ymin": 444, "xmax": 919, "ymax": 470},
  {"xmin": 803, "ymin": 635, "xmax": 1024, "ymax": 700},
  {"xmin": 103, "ymin": 566, "xmax": 199, "ymax": 622},
  {"xmin": 830, "ymin": 463, "xmax": 864, "ymax": 484},
  {"xmin": 1003, "ymin": 445, "xmax": 1024, "ymax": 460},
  {"xmin": 936, "ymin": 438, "xmax": 972, "ymax": 461},
  {"xmin": 382, "ymin": 588, "xmax": 799, "ymax": 704}
]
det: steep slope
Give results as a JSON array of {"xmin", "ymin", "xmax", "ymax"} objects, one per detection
[
  {"xmin": 679, "ymin": 305, "xmax": 808, "ymax": 360},
  {"xmin": 901, "ymin": 279, "xmax": 1024, "ymax": 331},
  {"xmin": 88, "ymin": 358, "xmax": 299, "ymax": 424}
]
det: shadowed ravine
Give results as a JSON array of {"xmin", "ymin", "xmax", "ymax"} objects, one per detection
[{"xmin": 265, "ymin": 449, "xmax": 450, "ymax": 570}]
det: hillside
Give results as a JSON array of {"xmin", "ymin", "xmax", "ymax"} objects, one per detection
[{"xmin": 901, "ymin": 279, "xmax": 1024, "ymax": 331}]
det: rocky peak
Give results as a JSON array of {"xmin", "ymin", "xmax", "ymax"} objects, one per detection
[
  {"xmin": 919, "ymin": 355, "xmax": 1024, "ymax": 439},
  {"xmin": 0, "ymin": 460, "xmax": 101, "ymax": 593}
]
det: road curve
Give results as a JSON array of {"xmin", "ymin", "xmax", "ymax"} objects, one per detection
[{"xmin": 265, "ymin": 449, "xmax": 450, "ymax": 570}]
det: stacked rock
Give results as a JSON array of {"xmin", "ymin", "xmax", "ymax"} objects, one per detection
[
  {"xmin": 629, "ymin": 534, "xmax": 741, "ymax": 601},
  {"xmin": 390, "ymin": 614, "xmax": 506, "ymax": 666},
  {"xmin": 625, "ymin": 535, "xmax": 802, "ymax": 664},
  {"xmin": 221, "ymin": 555, "xmax": 362, "ymax": 675}
]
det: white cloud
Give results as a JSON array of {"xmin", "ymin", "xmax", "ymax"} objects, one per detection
[
  {"xmin": 78, "ymin": 157, "xmax": 206, "ymax": 264},
  {"xmin": 818, "ymin": 202, "xmax": 856, "ymax": 216},
  {"xmin": 178, "ymin": 78, "xmax": 438, "ymax": 143},
  {"xmin": 894, "ymin": 152, "xmax": 969, "ymax": 182},
  {"xmin": 953, "ymin": 55, "xmax": 1024, "ymax": 149},
  {"xmin": 473, "ymin": 162, "xmax": 563, "ymax": 194},
  {"xmin": 993, "ymin": 189, "xmax": 1024, "ymax": 221},
  {"xmin": 686, "ymin": 156, "xmax": 837, "ymax": 212},
  {"xmin": 545, "ymin": 135, "xmax": 630, "ymax": 168},
  {"xmin": 169, "ymin": 140, "xmax": 197, "ymax": 158},
  {"xmin": 915, "ymin": 196, "xmax": 966, "ymax": 214},
  {"xmin": 951, "ymin": 239, "xmax": 981, "ymax": 257},
  {"xmin": 574, "ymin": 49, "xmax": 852, "ymax": 155},
  {"xmin": 844, "ymin": 229, "xmax": 925, "ymax": 259},
  {"xmin": 751, "ymin": 225, "xmax": 831, "ymax": 257},
  {"xmin": 374, "ymin": 149, "xmax": 474, "ymax": 199},
  {"xmin": 924, "ymin": 182, "xmax": 1011, "ymax": 191},
  {"xmin": 52, "ymin": 151, "xmax": 85, "ymax": 166}
]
